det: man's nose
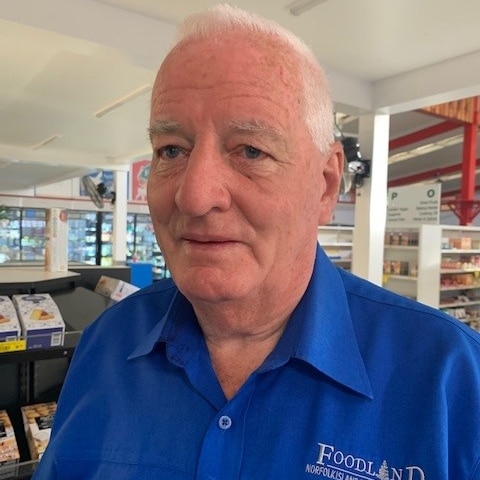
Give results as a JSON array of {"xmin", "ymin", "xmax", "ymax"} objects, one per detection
[{"xmin": 174, "ymin": 143, "xmax": 232, "ymax": 217}]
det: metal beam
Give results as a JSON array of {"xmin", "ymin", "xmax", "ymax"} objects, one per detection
[{"xmin": 389, "ymin": 121, "xmax": 460, "ymax": 151}]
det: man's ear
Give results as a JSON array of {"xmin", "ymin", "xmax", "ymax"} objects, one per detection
[{"xmin": 318, "ymin": 142, "xmax": 344, "ymax": 225}]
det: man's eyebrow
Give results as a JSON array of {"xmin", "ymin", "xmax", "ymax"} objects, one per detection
[
  {"xmin": 148, "ymin": 120, "xmax": 183, "ymax": 140},
  {"xmin": 227, "ymin": 118, "xmax": 283, "ymax": 139}
]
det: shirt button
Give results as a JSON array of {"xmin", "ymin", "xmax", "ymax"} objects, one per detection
[{"xmin": 218, "ymin": 415, "xmax": 232, "ymax": 430}]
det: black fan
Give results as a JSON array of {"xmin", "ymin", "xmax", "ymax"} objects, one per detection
[{"xmin": 81, "ymin": 175, "xmax": 116, "ymax": 209}]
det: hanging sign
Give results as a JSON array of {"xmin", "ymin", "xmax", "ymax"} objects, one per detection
[{"xmin": 387, "ymin": 184, "xmax": 441, "ymax": 226}]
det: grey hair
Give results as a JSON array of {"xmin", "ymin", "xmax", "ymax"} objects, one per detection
[{"xmin": 171, "ymin": 3, "xmax": 334, "ymax": 154}]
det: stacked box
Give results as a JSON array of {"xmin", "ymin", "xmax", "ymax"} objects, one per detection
[
  {"xmin": 21, "ymin": 403, "xmax": 57, "ymax": 461},
  {"xmin": 0, "ymin": 296, "xmax": 21, "ymax": 342},
  {"xmin": 13, "ymin": 294, "xmax": 65, "ymax": 349},
  {"xmin": 0, "ymin": 410, "xmax": 20, "ymax": 467},
  {"xmin": 44, "ymin": 208, "xmax": 68, "ymax": 272}
]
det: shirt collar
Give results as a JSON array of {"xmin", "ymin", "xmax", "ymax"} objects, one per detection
[
  {"xmin": 290, "ymin": 245, "xmax": 373, "ymax": 399},
  {"xmin": 128, "ymin": 245, "xmax": 372, "ymax": 399}
]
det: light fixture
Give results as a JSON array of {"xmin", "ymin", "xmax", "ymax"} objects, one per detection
[
  {"xmin": 341, "ymin": 137, "xmax": 371, "ymax": 188},
  {"xmin": 31, "ymin": 134, "xmax": 62, "ymax": 151},
  {"xmin": 286, "ymin": 0, "xmax": 328, "ymax": 16},
  {"xmin": 94, "ymin": 84, "xmax": 151, "ymax": 118}
]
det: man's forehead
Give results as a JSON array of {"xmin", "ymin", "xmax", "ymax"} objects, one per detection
[{"xmin": 159, "ymin": 32, "xmax": 300, "ymax": 82}]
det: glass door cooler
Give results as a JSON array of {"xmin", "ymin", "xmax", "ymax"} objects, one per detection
[
  {"xmin": 20, "ymin": 208, "xmax": 46, "ymax": 261},
  {"xmin": 68, "ymin": 211, "xmax": 98, "ymax": 264},
  {"xmin": 0, "ymin": 207, "xmax": 21, "ymax": 263}
]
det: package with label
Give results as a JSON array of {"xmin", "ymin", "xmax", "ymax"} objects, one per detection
[
  {"xmin": 13, "ymin": 293, "xmax": 65, "ymax": 349},
  {"xmin": 44, "ymin": 208, "xmax": 68, "ymax": 272},
  {"xmin": 95, "ymin": 275, "xmax": 139, "ymax": 302},
  {"xmin": 0, "ymin": 296, "xmax": 21, "ymax": 342},
  {"xmin": 0, "ymin": 410, "xmax": 20, "ymax": 467},
  {"xmin": 21, "ymin": 402, "xmax": 57, "ymax": 460}
]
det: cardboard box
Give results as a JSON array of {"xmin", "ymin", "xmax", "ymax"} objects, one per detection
[
  {"xmin": 95, "ymin": 275, "xmax": 139, "ymax": 302},
  {"xmin": 21, "ymin": 403, "xmax": 56, "ymax": 461},
  {"xmin": 44, "ymin": 208, "xmax": 68, "ymax": 272},
  {"xmin": 0, "ymin": 410, "xmax": 20, "ymax": 467},
  {"xmin": 13, "ymin": 293, "xmax": 65, "ymax": 349},
  {"xmin": 0, "ymin": 296, "xmax": 21, "ymax": 342}
]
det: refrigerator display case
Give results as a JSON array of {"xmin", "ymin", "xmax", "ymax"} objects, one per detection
[
  {"xmin": 67, "ymin": 211, "xmax": 98, "ymax": 264},
  {"xmin": 20, "ymin": 208, "xmax": 46, "ymax": 262},
  {"xmin": 99, "ymin": 212, "xmax": 113, "ymax": 266},
  {"xmin": 0, "ymin": 207, "xmax": 21, "ymax": 263},
  {"xmin": 68, "ymin": 211, "xmax": 113, "ymax": 266},
  {"xmin": 0, "ymin": 208, "xmax": 45, "ymax": 263},
  {"xmin": 126, "ymin": 213, "xmax": 169, "ymax": 279},
  {"xmin": 126, "ymin": 213, "xmax": 155, "ymax": 261}
]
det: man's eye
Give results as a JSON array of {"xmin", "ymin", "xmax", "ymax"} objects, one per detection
[
  {"xmin": 159, "ymin": 145, "xmax": 182, "ymax": 159},
  {"xmin": 244, "ymin": 146, "xmax": 262, "ymax": 159}
]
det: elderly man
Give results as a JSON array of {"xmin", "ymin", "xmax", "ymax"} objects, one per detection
[{"xmin": 33, "ymin": 5, "xmax": 480, "ymax": 480}]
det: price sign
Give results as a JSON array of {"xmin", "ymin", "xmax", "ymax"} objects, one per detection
[{"xmin": 0, "ymin": 339, "xmax": 26, "ymax": 354}]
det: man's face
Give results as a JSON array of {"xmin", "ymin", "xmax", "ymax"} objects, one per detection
[{"xmin": 147, "ymin": 35, "xmax": 342, "ymax": 307}]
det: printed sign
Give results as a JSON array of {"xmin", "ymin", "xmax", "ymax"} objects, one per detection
[{"xmin": 387, "ymin": 184, "xmax": 441, "ymax": 226}]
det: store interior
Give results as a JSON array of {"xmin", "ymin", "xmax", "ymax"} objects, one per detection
[{"xmin": 0, "ymin": 1, "xmax": 480, "ymax": 477}]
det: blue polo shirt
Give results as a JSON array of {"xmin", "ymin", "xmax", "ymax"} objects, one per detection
[{"xmin": 33, "ymin": 246, "xmax": 480, "ymax": 480}]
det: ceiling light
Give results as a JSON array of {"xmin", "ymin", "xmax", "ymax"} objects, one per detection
[
  {"xmin": 31, "ymin": 134, "xmax": 62, "ymax": 151},
  {"xmin": 94, "ymin": 84, "xmax": 151, "ymax": 118},
  {"xmin": 286, "ymin": 0, "xmax": 328, "ymax": 16}
]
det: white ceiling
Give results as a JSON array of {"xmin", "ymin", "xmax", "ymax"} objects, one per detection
[{"xmin": 0, "ymin": 0, "xmax": 479, "ymax": 194}]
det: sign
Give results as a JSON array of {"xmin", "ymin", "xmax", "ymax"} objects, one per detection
[
  {"xmin": 131, "ymin": 159, "xmax": 150, "ymax": 202},
  {"xmin": 387, "ymin": 184, "xmax": 441, "ymax": 226}
]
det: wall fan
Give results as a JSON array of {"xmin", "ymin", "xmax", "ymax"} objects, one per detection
[{"xmin": 81, "ymin": 175, "xmax": 115, "ymax": 209}]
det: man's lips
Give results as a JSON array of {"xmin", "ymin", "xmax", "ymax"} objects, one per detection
[{"xmin": 181, "ymin": 234, "xmax": 236, "ymax": 243}]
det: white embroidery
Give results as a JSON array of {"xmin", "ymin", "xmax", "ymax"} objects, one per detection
[{"xmin": 304, "ymin": 443, "xmax": 426, "ymax": 480}]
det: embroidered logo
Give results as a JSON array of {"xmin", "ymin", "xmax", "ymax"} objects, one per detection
[{"xmin": 304, "ymin": 443, "xmax": 426, "ymax": 479}]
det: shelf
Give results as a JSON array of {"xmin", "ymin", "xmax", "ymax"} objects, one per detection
[
  {"xmin": 440, "ymin": 284, "xmax": 480, "ymax": 291},
  {"xmin": 322, "ymin": 242, "xmax": 352, "ymax": 247},
  {"xmin": 384, "ymin": 245, "xmax": 418, "ymax": 250},
  {"xmin": 440, "ymin": 300, "xmax": 480, "ymax": 308},
  {"xmin": 441, "ymin": 249, "xmax": 480, "ymax": 254},
  {"xmin": 0, "ymin": 331, "xmax": 80, "ymax": 365},
  {"xmin": 440, "ymin": 269, "xmax": 480, "ymax": 274},
  {"xmin": 417, "ymin": 225, "xmax": 480, "ymax": 315},
  {"xmin": 0, "ymin": 459, "xmax": 38, "ymax": 479},
  {"xmin": 384, "ymin": 274, "xmax": 417, "ymax": 281}
]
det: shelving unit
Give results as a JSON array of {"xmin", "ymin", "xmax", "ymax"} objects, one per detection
[
  {"xmin": 417, "ymin": 225, "xmax": 480, "ymax": 331},
  {"xmin": 317, "ymin": 225, "xmax": 353, "ymax": 269},
  {"xmin": 383, "ymin": 227, "xmax": 419, "ymax": 300},
  {"xmin": 0, "ymin": 267, "xmax": 119, "ymax": 479}
]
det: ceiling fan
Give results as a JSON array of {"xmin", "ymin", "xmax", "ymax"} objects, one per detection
[{"xmin": 81, "ymin": 174, "xmax": 115, "ymax": 209}]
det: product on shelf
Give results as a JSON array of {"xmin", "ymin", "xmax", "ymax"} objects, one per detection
[
  {"xmin": 0, "ymin": 410, "xmax": 20, "ymax": 467},
  {"xmin": 0, "ymin": 297, "xmax": 21, "ymax": 342},
  {"xmin": 44, "ymin": 208, "xmax": 68, "ymax": 272},
  {"xmin": 13, "ymin": 294, "xmax": 65, "ymax": 349},
  {"xmin": 95, "ymin": 275, "xmax": 139, "ymax": 302},
  {"xmin": 21, "ymin": 402, "xmax": 57, "ymax": 461}
]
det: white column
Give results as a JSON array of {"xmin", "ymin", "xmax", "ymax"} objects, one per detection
[
  {"xmin": 351, "ymin": 113, "xmax": 390, "ymax": 285},
  {"xmin": 112, "ymin": 169, "xmax": 128, "ymax": 264}
]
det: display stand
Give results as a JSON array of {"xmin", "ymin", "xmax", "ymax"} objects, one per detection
[{"xmin": 0, "ymin": 266, "xmax": 123, "ymax": 479}]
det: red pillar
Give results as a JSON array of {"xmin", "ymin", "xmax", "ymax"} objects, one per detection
[{"xmin": 460, "ymin": 97, "xmax": 479, "ymax": 225}]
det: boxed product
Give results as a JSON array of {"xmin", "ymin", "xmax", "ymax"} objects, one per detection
[
  {"xmin": 21, "ymin": 402, "xmax": 57, "ymax": 461},
  {"xmin": 44, "ymin": 208, "xmax": 68, "ymax": 272},
  {"xmin": 13, "ymin": 293, "xmax": 65, "ymax": 349},
  {"xmin": 450, "ymin": 237, "xmax": 472, "ymax": 250},
  {"xmin": 95, "ymin": 275, "xmax": 139, "ymax": 302},
  {"xmin": 0, "ymin": 296, "xmax": 21, "ymax": 342},
  {"xmin": 0, "ymin": 410, "xmax": 20, "ymax": 467}
]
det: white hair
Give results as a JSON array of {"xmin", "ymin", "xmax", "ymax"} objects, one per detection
[{"xmin": 171, "ymin": 3, "xmax": 334, "ymax": 154}]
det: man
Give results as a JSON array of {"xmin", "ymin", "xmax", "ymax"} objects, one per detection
[{"xmin": 33, "ymin": 4, "xmax": 480, "ymax": 479}]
